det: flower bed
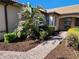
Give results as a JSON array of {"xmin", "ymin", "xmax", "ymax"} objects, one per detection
[{"xmin": 0, "ymin": 39, "xmax": 39, "ymax": 52}]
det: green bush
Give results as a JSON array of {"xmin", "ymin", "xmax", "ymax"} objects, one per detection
[
  {"xmin": 47, "ymin": 26, "xmax": 55, "ymax": 35},
  {"xmin": 39, "ymin": 29, "xmax": 48, "ymax": 41},
  {"xmin": 4, "ymin": 32, "xmax": 16, "ymax": 43},
  {"xmin": 66, "ymin": 28, "xmax": 79, "ymax": 50},
  {"xmin": 16, "ymin": 21, "xmax": 26, "ymax": 38},
  {"xmin": 3, "ymin": 4, "xmax": 55, "ymax": 43},
  {"xmin": 66, "ymin": 34, "xmax": 79, "ymax": 49}
]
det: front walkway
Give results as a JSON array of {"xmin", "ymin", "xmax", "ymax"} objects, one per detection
[
  {"xmin": 0, "ymin": 32, "xmax": 67, "ymax": 59},
  {"xmin": 59, "ymin": 31, "xmax": 67, "ymax": 39},
  {"xmin": 0, "ymin": 39, "xmax": 61, "ymax": 59}
]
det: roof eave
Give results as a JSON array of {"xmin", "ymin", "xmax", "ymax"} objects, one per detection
[
  {"xmin": 0, "ymin": 0, "xmax": 22, "ymax": 7},
  {"xmin": 47, "ymin": 11, "xmax": 60, "ymax": 15}
]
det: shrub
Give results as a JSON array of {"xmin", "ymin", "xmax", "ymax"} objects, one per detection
[
  {"xmin": 4, "ymin": 32, "xmax": 16, "ymax": 43},
  {"xmin": 66, "ymin": 28, "xmax": 79, "ymax": 50},
  {"xmin": 3, "ymin": 4, "xmax": 54, "ymax": 42},
  {"xmin": 47, "ymin": 26, "xmax": 55, "ymax": 35},
  {"xmin": 39, "ymin": 29, "xmax": 48, "ymax": 41},
  {"xmin": 16, "ymin": 21, "xmax": 26, "ymax": 38}
]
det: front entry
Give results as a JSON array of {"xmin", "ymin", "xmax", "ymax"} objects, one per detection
[
  {"xmin": 63, "ymin": 20, "xmax": 71, "ymax": 30},
  {"xmin": 59, "ymin": 18, "xmax": 72, "ymax": 31},
  {"xmin": 75, "ymin": 18, "xmax": 79, "ymax": 26}
]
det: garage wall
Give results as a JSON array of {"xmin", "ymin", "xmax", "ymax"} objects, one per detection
[
  {"xmin": 7, "ymin": 5, "xmax": 20, "ymax": 32},
  {"xmin": 0, "ymin": 4, "xmax": 6, "ymax": 39}
]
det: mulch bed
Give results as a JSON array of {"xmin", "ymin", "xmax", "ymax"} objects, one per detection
[
  {"xmin": 0, "ymin": 38, "xmax": 40, "ymax": 52},
  {"xmin": 45, "ymin": 41, "xmax": 77, "ymax": 59}
]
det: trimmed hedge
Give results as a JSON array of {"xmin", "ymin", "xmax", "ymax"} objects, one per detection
[{"xmin": 4, "ymin": 32, "xmax": 16, "ymax": 43}]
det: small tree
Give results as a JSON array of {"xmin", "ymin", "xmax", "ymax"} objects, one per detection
[{"xmin": 16, "ymin": 3, "xmax": 48, "ymax": 41}]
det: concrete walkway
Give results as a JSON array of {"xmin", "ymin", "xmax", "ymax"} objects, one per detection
[
  {"xmin": 0, "ymin": 32, "xmax": 67, "ymax": 59},
  {"xmin": 59, "ymin": 31, "xmax": 67, "ymax": 39}
]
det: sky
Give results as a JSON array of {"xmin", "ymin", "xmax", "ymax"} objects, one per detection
[{"xmin": 17, "ymin": 0, "xmax": 79, "ymax": 9}]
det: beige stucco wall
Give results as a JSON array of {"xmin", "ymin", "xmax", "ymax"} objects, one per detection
[
  {"xmin": 57, "ymin": 14, "xmax": 79, "ymax": 30},
  {"xmin": 7, "ymin": 5, "xmax": 20, "ymax": 32},
  {"xmin": 59, "ymin": 17, "xmax": 76, "ymax": 30},
  {"xmin": 59, "ymin": 14, "xmax": 79, "ymax": 19},
  {"xmin": 71, "ymin": 18, "xmax": 75, "ymax": 27},
  {"xmin": 0, "ymin": 4, "xmax": 6, "ymax": 39},
  {"xmin": 55, "ymin": 16, "xmax": 59, "ymax": 30},
  {"xmin": 48, "ymin": 14, "xmax": 60, "ymax": 30},
  {"xmin": 0, "ymin": 4, "xmax": 20, "ymax": 39}
]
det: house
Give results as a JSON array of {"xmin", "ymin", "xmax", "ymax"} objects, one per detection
[
  {"xmin": 46, "ymin": 4, "xmax": 79, "ymax": 31},
  {"xmin": 0, "ymin": 0, "xmax": 22, "ymax": 39}
]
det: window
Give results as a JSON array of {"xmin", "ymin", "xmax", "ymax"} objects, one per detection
[{"xmin": 49, "ymin": 15, "xmax": 53, "ymax": 25}]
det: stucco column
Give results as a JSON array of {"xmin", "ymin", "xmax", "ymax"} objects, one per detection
[
  {"xmin": 71, "ymin": 18, "xmax": 75, "ymax": 27},
  {"xmin": 53, "ymin": 16, "xmax": 55, "ymax": 26},
  {"xmin": 55, "ymin": 17, "xmax": 59, "ymax": 30}
]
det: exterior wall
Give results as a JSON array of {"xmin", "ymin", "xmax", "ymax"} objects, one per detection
[
  {"xmin": 59, "ymin": 14, "xmax": 79, "ymax": 19},
  {"xmin": 71, "ymin": 18, "xmax": 75, "ymax": 27},
  {"xmin": 59, "ymin": 18, "xmax": 76, "ymax": 30},
  {"xmin": 7, "ymin": 5, "xmax": 20, "ymax": 32},
  {"xmin": 59, "ymin": 19, "xmax": 64, "ymax": 30},
  {"xmin": 55, "ymin": 16, "xmax": 59, "ymax": 30},
  {"xmin": 49, "ymin": 15, "xmax": 54, "ymax": 26},
  {"xmin": 48, "ymin": 13, "xmax": 79, "ymax": 31},
  {"xmin": 48, "ymin": 14, "xmax": 59, "ymax": 30},
  {"xmin": 0, "ymin": 4, "xmax": 20, "ymax": 39},
  {"xmin": 0, "ymin": 4, "xmax": 6, "ymax": 39}
]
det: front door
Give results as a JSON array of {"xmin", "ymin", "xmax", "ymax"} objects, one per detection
[
  {"xmin": 59, "ymin": 18, "xmax": 72, "ymax": 31},
  {"xmin": 75, "ymin": 18, "xmax": 79, "ymax": 26},
  {"xmin": 64, "ymin": 20, "xmax": 71, "ymax": 30}
]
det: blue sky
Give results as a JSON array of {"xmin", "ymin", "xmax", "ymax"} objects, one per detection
[{"xmin": 18, "ymin": 0, "xmax": 79, "ymax": 9}]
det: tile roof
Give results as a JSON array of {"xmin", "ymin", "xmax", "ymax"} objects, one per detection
[{"xmin": 47, "ymin": 4, "xmax": 79, "ymax": 14}]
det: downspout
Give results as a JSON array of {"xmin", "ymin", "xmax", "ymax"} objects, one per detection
[{"xmin": 4, "ymin": 4, "xmax": 8, "ymax": 33}]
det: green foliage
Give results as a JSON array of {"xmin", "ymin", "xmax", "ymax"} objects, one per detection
[
  {"xmin": 15, "ymin": 21, "xmax": 27, "ymax": 38},
  {"xmin": 4, "ymin": 3, "xmax": 54, "ymax": 43},
  {"xmin": 66, "ymin": 34, "xmax": 79, "ymax": 49},
  {"xmin": 19, "ymin": 4, "xmax": 48, "ymax": 41},
  {"xmin": 4, "ymin": 32, "xmax": 16, "ymax": 43},
  {"xmin": 66, "ymin": 28, "xmax": 79, "ymax": 50},
  {"xmin": 39, "ymin": 29, "xmax": 48, "ymax": 41},
  {"xmin": 47, "ymin": 26, "xmax": 55, "ymax": 35}
]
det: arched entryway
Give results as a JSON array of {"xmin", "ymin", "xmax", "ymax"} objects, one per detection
[{"xmin": 59, "ymin": 17, "xmax": 79, "ymax": 31}]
